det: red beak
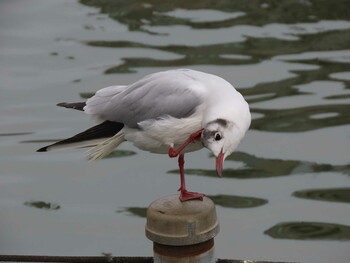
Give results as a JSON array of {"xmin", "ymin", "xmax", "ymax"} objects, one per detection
[{"xmin": 216, "ymin": 149, "xmax": 224, "ymax": 177}]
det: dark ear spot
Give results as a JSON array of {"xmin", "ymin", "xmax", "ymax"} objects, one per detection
[
  {"xmin": 216, "ymin": 118, "xmax": 227, "ymax": 127},
  {"xmin": 206, "ymin": 118, "xmax": 228, "ymax": 127}
]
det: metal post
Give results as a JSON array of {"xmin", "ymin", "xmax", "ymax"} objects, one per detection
[{"xmin": 145, "ymin": 195, "xmax": 219, "ymax": 263}]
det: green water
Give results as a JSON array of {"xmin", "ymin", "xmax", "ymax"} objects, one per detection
[{"xmin": 0, "ymin": 0, "xmax": 349, "ymax": 262}]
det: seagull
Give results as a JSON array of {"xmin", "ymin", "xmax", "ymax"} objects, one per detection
[{"xmin": 37, "ymin": 69, "xmax": 251, "ymax": 202}]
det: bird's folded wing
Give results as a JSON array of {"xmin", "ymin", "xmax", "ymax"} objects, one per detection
[{"xmin": 84, "ymin": 70, "xmax": 206, "ymax": 128}]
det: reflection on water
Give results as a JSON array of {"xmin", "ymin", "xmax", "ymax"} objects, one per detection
[
  {"xmin": 117, "ymin": 194, "xmax": 267, "ymax": 217},
  {"xmin": 265, "ymin": 221, "xmax": 350, "ymax": 240},
  {"xmin": 250, "ymin": 58, "xmax": 350, "ymax": 131},
  {"xmin": 80, "ymin": 92, "xmax": 95, "ymax": 99},
  {"xmin": 105, "ymin": 150, "xmax": 136, "ymax": 158},
  {"xmin": 80, "ymin": 0, "xmax": 350, "ymax": 33},
  {"xmin": 117, "ymin": 207, "xmax": 147, "ymax": 218},
  {"xmin": 86, "ymin": 31, "xmax": 350, "ymax": 76},
  {"xmin": 168, "ymin": 152, "xmax": 350, "ymax": 179},
  {"xmin": 24, "ymin": 201, "xmax": 61, "ymax": 210},
  {"xmin": 208, "ymin": 194, "xmax": 267, "ymax": 208},
  {"xmin": 293, "ymin": 187, "xmax": 350, "ymax": 203}
]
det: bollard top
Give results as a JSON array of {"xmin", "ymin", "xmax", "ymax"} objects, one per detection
[{"xmin": 145, "ymin": 195, "xmax": 219, "ymax": 246}]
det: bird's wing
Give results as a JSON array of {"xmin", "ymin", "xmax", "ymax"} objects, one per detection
[
  {"xmin": 84, "ymin": 70, "xmax": 206, "ymax": 128},
  {"xmin": 84, "ymin": 85, "xmax": 127, "ymax": 118}
]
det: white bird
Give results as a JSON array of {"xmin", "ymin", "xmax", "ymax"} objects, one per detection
[{"xmin": 38, "ymin": 69, "xmax": 251, "ymax": 202}]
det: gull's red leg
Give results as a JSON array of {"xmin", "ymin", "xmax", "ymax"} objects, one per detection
[
  {"xmin": 178, "ymin": 154, "xmax": 205, "ymax": 202},
  {"xmin": 178, "ymin": 154, "xmax": 186, "ymax": 191},
  {"xmin": 167, "ymin": 129, "xmax": 205, "ymax": 202},
  {"xmin": 168, "ymin": 129, "xmax": 203, "ymax": 158}
]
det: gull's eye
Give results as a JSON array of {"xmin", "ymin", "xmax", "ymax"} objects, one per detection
[{"xmin": 214, "ymin": 132, "xmax": 222, "ymax": 141}]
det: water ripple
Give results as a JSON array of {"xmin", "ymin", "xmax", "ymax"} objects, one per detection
[
  {"xmin": 265, "ymin": 221, "xmax": 350, "ymax": 240},
  {"xmin": 117, "ymin": 194, "xmax": 267, "ymax": 218},
  {"xmin": 168, "ymin": 152, "xmax": 350, "ymax": 178},
  {"xmin": 104, "ymin": 150, "xmax": 137, "ymax": 158},
  {"xmin": 208, "ymin": 194, "xmax": 267, "ymax": 208},
  {"xmin": 24, "ymin": 201, "xmax": 61, "ymax": 210},
  {"xmin": 293, "ymin": 187, "xmax": 350, "ymax": 203},
  {"xmin": 251, "ymin": 104, "xmax": 350, "ymax": 132},
  {"xmin": 80, "ymin": 0, "xmax": 350, "ymax": 33}
]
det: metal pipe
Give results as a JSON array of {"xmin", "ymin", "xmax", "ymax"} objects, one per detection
[{"xmin": 145, "ymin": 195, "xmax": 219, "ymax": 262}]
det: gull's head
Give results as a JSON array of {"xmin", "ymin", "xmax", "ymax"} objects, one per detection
[
  {"xmin": 197, "ymin": 76, "xmax": 251, "ymax": 177},
  {"xmin": 202, "ymin": 114, "xmax": 250, "ymax": 177}
]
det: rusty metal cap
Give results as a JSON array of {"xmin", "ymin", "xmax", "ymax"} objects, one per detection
[{"xmin": 145, "ymin": 195, "xmax": 219, "ymax": 246}]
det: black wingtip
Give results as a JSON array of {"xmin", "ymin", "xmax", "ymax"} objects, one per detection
[
  {"xmin": 57, "ymin": 102, "xmax": 86, "ymax": 111},
  {"xmin": 37, "ymin": 146, "xmax": 48, "ymax": 152},
  {"xmin": 56, "ymin": 102, "xmax": 67, "ymax": 107}
]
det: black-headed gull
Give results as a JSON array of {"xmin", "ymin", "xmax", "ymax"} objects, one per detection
[{"xmin": 38, "ymin": 69, "xmax": 251, "ymax": 201}]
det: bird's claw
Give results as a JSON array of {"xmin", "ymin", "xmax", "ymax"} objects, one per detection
[
  {"xmin": 179, "ymin": 189, "xmax": 205, "ymax": 202},
  {"xmin": 168, "ymin": 147, "xmax": 177, "ymax": 158}
]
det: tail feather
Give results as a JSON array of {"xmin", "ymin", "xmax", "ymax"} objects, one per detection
[
  {"xmin": 36, "ymin": 139, "xmax": 105, "ymax": 152},
  {"xmin": 87, "ymin": 132, "xmax": 125, "ymax": 160},
  {"xmin": 37, "ymin": 121, "xmax": 124, "ymax": 152}
]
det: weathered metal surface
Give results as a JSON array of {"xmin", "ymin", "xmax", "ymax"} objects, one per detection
[{"xmin": 145, "ymin": 195, "xmax": 219, "ymax": 246}]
